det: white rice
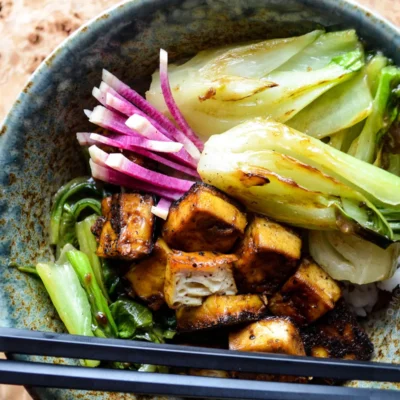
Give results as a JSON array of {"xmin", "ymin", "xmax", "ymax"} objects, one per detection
[{"xmin": 343, "ymin": 267, "xmax": 400, "ymax": 317}]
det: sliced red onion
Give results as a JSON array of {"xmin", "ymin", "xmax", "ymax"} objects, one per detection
[
  {"xmin": 84, "ymin": 109, "xmax": 92, "ymax": 118},
  {"xmin": 89, "ymin": 160, "xmax": 184, "ymax": 201},
  {"xmin": 102, "ymin": 69, "xmax": 200, "ymax": 160},
  {"xmin": 159, "ymin": 49, "xmax": 204, "ymax": 152},
  {"xmin": 105, "ymin": 153, "xmax": 195, "ymax": 192},
  {"xmin": 88, "ymin": 145, "xmax": 109, "ymax": 166},
  {"xmin": 99, "ymin": 81, "xmax": 125, "ymax": 101},
  {"xmin": 104, "ymin": 92, "xmax": 139, "ymax": 117},
  {"xmin": 89, "ymin": 135, "xmax": 198, "ymax": 178},
  {"xmin": 90, "ymin": 133, "xmax": 183, "ymax": 153},
  {"xmin": 76, "ymin": 132, "xmax": 96, "ymax": 146},
  {"xmin": 151, "ymin": 198, "xmax": 172, "ymax": 220},
  {"xmin": 89, "ymin": 106, "xmax": 143, "ymax": 137}
]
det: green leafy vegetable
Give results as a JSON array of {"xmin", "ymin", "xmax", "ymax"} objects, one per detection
[
  {"xmin": 349, "ymin": 66, "xmax": 400, "ymax": 163},
  {"xmin": 50, "ymin": 177, "xmax": 103, "ymax": 245},
  {"xmin": 309, "ymin": 230, "xmax": 400, "ymax": 284},
  {"xmin": 76, "ymin": 214, "xmax": 109, "ymax": 302},
  {"xmin": 9, "ymin": 263, "xmax": 39, "ymax": 277},
  {"xmin": 36, "ymin": 244, "xmax": 100, "ymax": 367},
  {"xmin": 147, "ymin": 30, "xmax": 364, "ymax": 139},
  {"xmin": 198, "ymin": 118, "xmax": 400, "ymax": 246},
  {"xmin": 66, "ymin": 250, "xmax": 118, "ymax": 338},
  {"xmin": 110, "ymin": 298, "xmax": 153, "ymax": 339}
]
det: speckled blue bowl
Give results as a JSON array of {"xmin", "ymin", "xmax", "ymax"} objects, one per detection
[{"xmin": 1, "ymin": 0, "xmax": 400, "ymax": 398}]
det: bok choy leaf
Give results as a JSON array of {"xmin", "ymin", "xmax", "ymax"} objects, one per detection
[
  {"xmin": 36, "ymin": 244, "xmax": 100, "ymax": 367},
  {"xmin": 147, "ymin": 30, "xmax": 364, "ymax": 139},
  {"xmin": 198, "ymin": 118, "xmax": 400, "ymax": 246}
]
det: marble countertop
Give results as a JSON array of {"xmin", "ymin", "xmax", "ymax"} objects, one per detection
[{"xmin": 0, "ymin": 0, "xmax": 399, "ymax": 399}]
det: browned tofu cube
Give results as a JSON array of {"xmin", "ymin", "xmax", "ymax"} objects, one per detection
[
  {"xmin": 189, "ymin": 369, "xmax": 229, "ymax": 379},
  {"xmin": 125, "ymin": 239, "xmax": 171, "ymax": 310},
  {"xmin": 269, "ymin": 258, "xmax": 341, "ymax": 325},
  {"xmin": 96, "ymin": 193, "xmax": 155, "ymax": 260},
  {"xmin": 301, "ymin": 299, "xmax": 373, "ymax": 361},
  {"xmin": 176, "ymin": 294, "xmax": 267, "ymax": 332},
  {"xmin": 164, "ymin": 252, "xmax": 238, "ymax": 309},
  {"xmin": 229, "ymin": 317, "xmax": 308, "ymax": 384},
  {"xmin": 234, "ymin": 215, "xmax": 301, "ymax": 294},
  {"xmin": 162, "ymin": 183, "xmax": 247, "ymax": 252},
  {"xmin": 229, "ymin": 317, "xmax": 305, "ymax": 355}
]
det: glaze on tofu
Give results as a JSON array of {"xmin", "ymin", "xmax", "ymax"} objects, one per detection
[
  {"xmin": 125, "ymin": 238, "xmax": 171, "ymax": 310},
  {"xmin": 234, "ymin": 215, "xmax": 301, "ymax": 294},
  {"xmin": 164, "ymin": 251, "xmax": 238, "ymax": 309},
  {"xmin": 162, "ymin": 183, "xmax": 247, "ymax": 253},
  {"xmin": 301, "ymin": 299, "xmax": 374, "ymax": 361},
  {"xmin": 96, "ymin": 193, "xmax": 155, "ymax": 261},
  {"xmin": 229, "ymin": 317, "xmax": 305, "ymax": 355},
  {"xmin": 269, "ymin": 258, "xmax": 341, "ymax": 325},
  {"xmin": 229, "ymin": 317, "xmax": 308, "ymax": 384},
  {"xmin": 176, "ymin": 294, "xmax": 267, "ymax": 332}
]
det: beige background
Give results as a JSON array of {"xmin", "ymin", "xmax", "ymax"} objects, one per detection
[{"xmin": 0, "ymin": 0, "xmax": 399, "ymax": 398}]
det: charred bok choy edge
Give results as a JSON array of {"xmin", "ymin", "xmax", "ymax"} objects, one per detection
[{"xmin": 198, "ymin": 118, "xmax": 400, "ymax": 247}]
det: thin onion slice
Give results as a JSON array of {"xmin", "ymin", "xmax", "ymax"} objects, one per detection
[
  {"xmin": 90, "ymin": 133, "xmax": 183, "ymax": 153},
  {"xmin": 151, "ymin": 198, "xmax": 172, "ymax": 220},
  {"xmin": 76, "ymin": 132, "xmax": 96, "ymax": 146},
  {"xmin": 102, "ymin": 69, "xmax": 201, "ymax": 160},
  {"xmin": 105, "ymin": 153, "xmax": 195, "ymax": 192},
  {"xmin": 89, "ymin": 160, "xmax": 184, "ymax": 201},
  {"xmin": 159, "ymin": 49, "xmax": 204, "ymax": 152}
]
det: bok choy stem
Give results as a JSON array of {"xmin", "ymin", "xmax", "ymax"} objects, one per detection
[
  {"xmin": 36, "ymin": 244, "xmax": 100, "ymax": 368},
  {"xmin": 66, "ymin": 250, "xmax": 118, "ymax": 338},
  {"xmin": 76, "ymin": 214, "xmax": 109, "ymax": 302}
]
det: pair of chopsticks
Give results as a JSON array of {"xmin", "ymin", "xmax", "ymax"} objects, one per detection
[{"xmin": 0, "ymin": 327, "xmax": 399, "ymax": 399}]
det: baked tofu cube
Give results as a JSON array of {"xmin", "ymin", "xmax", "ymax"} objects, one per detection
[
  {"xmin": 229, "ymin": 317, "xmax": 308, "ymax": 384},
  {"xmin": 176, "ymin": 294, "xmax": 267, "ymax": 332},
  {"xmin": 164, "ymin": 252, "xmax": 237, "ymax": 309},
  {"xmin": 229, "ymin": 317, "xmax": 305, "ymax": 355},
  {"xmin": 269, "ymin": 258, "xmax": 341, "ymax": 325},
  {"xmin": 234, "ymin": 215, "xmax": 301, "ymax": 294},
  {"xmin": 125, "ymin": 239, "xmax": 171, "ymax": 310},
  {"xmin": 302, "ymin": 299, "xmax": 373, "ymax": 361},
  {"xmin": 162, "ymin": 183, "xmax": 247, "ymax": 252},
  {"xmin": 96, "ymin": 193, "xmax": 155, "ymax": 260}
]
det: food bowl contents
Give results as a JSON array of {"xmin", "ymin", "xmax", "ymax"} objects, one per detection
[{"xmin": 15, "ymin": 27, "xmax": 400, "ymax": 382}]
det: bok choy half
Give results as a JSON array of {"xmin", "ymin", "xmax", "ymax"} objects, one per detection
[
  {"xmin": 147, "ymin": 29, "xmax": 366, "ymax": 140},
  {"xmin": 198, "ymin": 118, "xmax": 400, "ymax": 247}
]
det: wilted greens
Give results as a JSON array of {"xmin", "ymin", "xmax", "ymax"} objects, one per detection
[{"xmin": 198, "ymin": 118, "xmax": 400, "ymax": 246}]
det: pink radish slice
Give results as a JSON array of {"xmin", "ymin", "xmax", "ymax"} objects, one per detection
[{"xmin": 76, "ymin": 132, "xmax": 96, "ymax": 146}]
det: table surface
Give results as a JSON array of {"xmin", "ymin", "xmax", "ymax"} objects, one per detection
[{"xmin": 0, "ymin": 0, "xmax": 399, "ymax": 399}]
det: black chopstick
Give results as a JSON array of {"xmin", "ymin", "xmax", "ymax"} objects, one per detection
[
  {"xmin": 0, "ymin": 359, "xmax": 399, "ymax": 400},
  {"xmin": 1, "ymin": 327, "xmax": 400, "ymax": 383}
]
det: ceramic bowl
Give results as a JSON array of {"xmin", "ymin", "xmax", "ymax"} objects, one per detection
[{"xmin": 1, "ymin": 0, "xmax": 400, "ymax": 398}]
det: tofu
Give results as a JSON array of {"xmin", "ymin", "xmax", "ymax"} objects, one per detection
[
  {"xmin": 96, "ymin": 193, "xmax": 155, "ymax": 260},
  {"xmin": 301, "ymin": 299, "xmax": 374, "ymax": 361},
  {"xmin": 229, "ymin": 317, "xmax": 308, "ymax": 384},
  {"xmin": 164, "ymin": 251, "xmax": 237, "ymax": 309},
  {"xmin": 189, "ymin": 369, "xmax": 229, "ymax": 379},
  {"xmin": 229, "ymin": 317, "xmax": 305, "ymax": 355},
  {"xmin": 234, "ymin": 215, "xmax": 301, "ymax": 294},
  {"xmin": 269, "ymin": 258, "xmax": 342, "ymax": 325},
  {"xmin": 162, "ymin": 183, "xmax": 247, "ymax": 252},
  {"xmin": 125, "ymin": 239, "xmax": 171, "ymax": 310},
  {"xmin": 176, "ymin": 294, "xmax": 267, "ymax": 332}
]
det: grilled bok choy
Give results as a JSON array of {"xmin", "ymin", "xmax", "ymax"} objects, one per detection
[
  {"xmin": 198, "ymin": 118, "xmax": 400, "ymax": 246},
  {"xmin": 147, "ymin": 30, "xmax": 365, "ymax": 139}
]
